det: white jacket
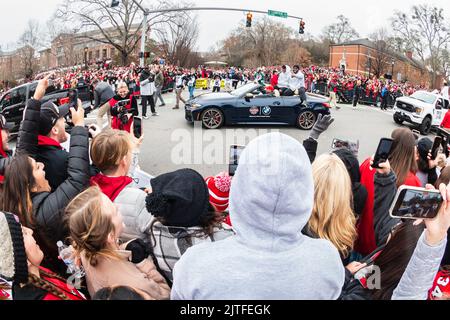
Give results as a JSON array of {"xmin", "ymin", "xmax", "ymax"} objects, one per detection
[
  {"xmin": 141, "ymin": 76, "xmax": 156, "ymax": 96},
  {"xmin": 289, "ymin": 71, "xmax": 306, "ymax": 91},
  {"xmin": 278, "ymin": 66, "xmax": 291, "ymax": 88}
]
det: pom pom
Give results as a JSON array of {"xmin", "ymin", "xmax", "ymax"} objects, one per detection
[
  {"xmin": 214, "ymin": 172, "xmax": 231, "ymax": 193},
  {"xmin": 145, "ymin": 192, "xmax": 169, "ymax": 216}
]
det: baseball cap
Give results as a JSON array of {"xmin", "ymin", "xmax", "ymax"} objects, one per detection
[
  {"xmin": 0, "ymin": 115, "xmax": 14, "ymax": 132},
  {"xmin": 39, "ymin": 101, "xmax": 71, "ymax": 136}
]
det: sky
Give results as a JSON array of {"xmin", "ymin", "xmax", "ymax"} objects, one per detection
[{"xmin": 1, "ymin": 0, "xmax": 450, "ymax": 52}]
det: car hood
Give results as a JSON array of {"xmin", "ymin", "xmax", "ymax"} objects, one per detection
[{"xmin": 396, "ymin": 96, "xmax": 429, "ymax": 108}]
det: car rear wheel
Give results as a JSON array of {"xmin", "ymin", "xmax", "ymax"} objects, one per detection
[
  {"xmin": 297, "ymin": 110, "xmax": 317, "ymax": 130},
  {"xmin": 420, "ymin": 117, "xmax": 432, "ymax": 135},
  {"xmin": 201, "ymin": 108, "xmax": 224, "ymax": 129}
]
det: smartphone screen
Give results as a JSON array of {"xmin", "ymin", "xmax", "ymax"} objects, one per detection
[
  {"xmin": 133, "ymin": 117, "xmax": 142, "ymax": 139},
  {"xmin": 390, "ymin": 188, "xmax": 443, "ymax": 219},
  {"xmin": 431, "ymin": 136, "xmax": 443, "ymax": 160},
  {"xmin": 372, "ymin": 138, "xmax": 394, "ymax": 169},
  {"xmin": 229, "ymin": 145, "xmax": 245, "ymax": 176}
]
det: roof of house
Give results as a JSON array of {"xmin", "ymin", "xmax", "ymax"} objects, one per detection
[{"xmin": 331, "ymin": 38, "xmax": 426, "ymax": 71}]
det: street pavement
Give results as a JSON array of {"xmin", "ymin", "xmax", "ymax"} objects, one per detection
[{"xmin": 84, "ymin": 89, "xmax": 434, "ymax": 178}]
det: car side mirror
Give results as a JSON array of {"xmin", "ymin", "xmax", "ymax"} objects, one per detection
[{"xmin": 245, "ymin": 93, "xmax": 254, "ymax": 102}]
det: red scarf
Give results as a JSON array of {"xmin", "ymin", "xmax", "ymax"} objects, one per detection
[
  {"xmin": 0, "ymin": 130, "xmax": 8, "ymax": 159},
  {"xmin": 38, "ymin": 135, "xmax": 63, "ymax": 150},
  {"xmin": 90, "ymin": 174, "xmax": 133, "ymax": 201}
]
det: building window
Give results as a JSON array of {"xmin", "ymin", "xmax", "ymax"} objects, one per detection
[
  {"xmin": 102, "ymin": 49, "xmax": 107, "ymax": 59},
  {"xmin": 96, "ymin": 50, "xmax": 100, "ymax": 59},
  {"xmin": 110, "ymin": 48, "xmax": 115, "ymax": 58},
  {"xmin": 89, "ymin": 51, "xmax": 93, "ymax": 61}
]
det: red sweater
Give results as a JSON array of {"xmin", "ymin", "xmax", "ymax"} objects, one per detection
[
  {"xmin": 441, "ymin": 110, "xmax": 450, "ymax": 129},
  {"xmin": 356, "ymin": 158, "xmax": 421, "ymax": 255}
]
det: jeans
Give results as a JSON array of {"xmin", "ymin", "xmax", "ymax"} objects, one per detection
[
  {"xmin": 188, "ymin": 86, "xmax": 195, "ymax": 100},
  {"xmin": 154, "ymin": 87, "xmax": 165, "ymax": 105},
  {"xmin": 212, "ymin": 86, "xmax": 220, "ymax": 93},
  {"xmin": 141, "ymin": 95, "xmax": 155, "ymax": 116}
]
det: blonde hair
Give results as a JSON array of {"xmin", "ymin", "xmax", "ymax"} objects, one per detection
[
  {"xmin": 67, "ymin": 186, "xmax": 120, "ymax": 267},
  {"xmin": 117, "ymin": 82, "xmax": 129, "ymax": 91},
  {"xmin": 309, "ymin": 154, "xmax": 357, "ymax": 258},
  {"xmin": 90, "ymin": 129, "xmax": 132, "ymax": 174}
]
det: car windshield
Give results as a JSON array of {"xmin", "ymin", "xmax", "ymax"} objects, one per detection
[
  {"xmin": 230, "ymin": 83, "xmax": 259, "ymax": 97},
  {"xmin": 411, "ymin": 92, "xmax": 436, "ymax": 104}
]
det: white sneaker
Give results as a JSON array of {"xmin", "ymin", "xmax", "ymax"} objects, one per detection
[
  {"xmin": 143, "ymin": 116, "xmax": 149, "ymax": 120},
  {"xmin": 152, "ymin": 113, "xmax": 159, "ymax": 117}
]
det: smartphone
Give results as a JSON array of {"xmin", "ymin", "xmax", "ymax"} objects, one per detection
[
  {"xmin": 68, "ymin": 89, "xmax": 78, "ymax": 110},
  {"xmin": 229, "ymin": 145, "xmax": 245, "ymax": 176},
  {"xmin": 372, "ymin": 138, "xmax": 394, "ymax": 169},
  {"xmin": 389, "ymin": 186, "xmax": 443, "ymax": 220},
  {"xmin": 133, "ymin": 117, "xmax": 142, "ymax": 139},
  {"xmin": 431, "ymin": 136, "xmax": 443, "ymax": 160}
]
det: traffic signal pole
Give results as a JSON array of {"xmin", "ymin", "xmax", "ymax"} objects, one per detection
[
  {"xmin": 119, "ymin": 1, "xmax": 303, "ymax": 66},
  {"xmin": 140, "ymin": 11, "xmax": 148, "ymax": 67}
]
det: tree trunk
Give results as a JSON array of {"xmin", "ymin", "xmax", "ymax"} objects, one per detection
[{"xmin": 121, "ymin": 51, "xmax": 129, "ymax": 66}]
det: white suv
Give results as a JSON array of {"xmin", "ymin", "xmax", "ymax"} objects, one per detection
[{"xmin": 393, "ymin": 91, "xmax": 450, "ymax": 135}]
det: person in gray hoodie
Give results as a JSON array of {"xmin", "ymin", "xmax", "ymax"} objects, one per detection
[{"xmin": 171, "ymin": 132, "xmax": 345, "ymax": 300}]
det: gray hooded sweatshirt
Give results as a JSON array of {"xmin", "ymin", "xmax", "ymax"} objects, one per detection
[{"xmin": 171, "ymin": 133, "xmax": 345, "ymax": 300}]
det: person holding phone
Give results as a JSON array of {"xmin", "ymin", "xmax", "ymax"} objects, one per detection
[
  {"xmin": 357, "ymin": 128, "xmax": 422, "ymax": 256},
  {"xmin": 416, "ymin": 138, "xmax": 440, "ymax": 187}
]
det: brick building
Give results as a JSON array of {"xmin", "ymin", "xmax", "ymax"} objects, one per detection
[
  {"xmin": 37, "ymin": 24, "xmax": 142, "ymax": 71},
  {"xmin": 329, "ymin": 39, "xmax": 439, "ymax": 88},
  {"xmin": 0, "ymin": 46, "xmax": 37, "ymax": 83}
]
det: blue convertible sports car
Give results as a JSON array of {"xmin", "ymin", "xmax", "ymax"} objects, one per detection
[{"xmin": 185, "ymin": 83, "xmax": 331, "ymax": 130}]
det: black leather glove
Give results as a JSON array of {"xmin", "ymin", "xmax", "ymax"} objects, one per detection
[{"xmin": 125, "ymin": 239, "xmax": 149, "ymax": 264}]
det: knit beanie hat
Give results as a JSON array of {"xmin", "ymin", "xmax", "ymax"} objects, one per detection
[
  {"xmin": 205, "ymin": 172, "xmax": 232, "ymax": 213},
  {"xmin": 146, "ymin": 169, "xmax": 210, "ymax": 227},
  {"xmin": 0, "ymin": 212, "xmax": 28, "ymax": 284}
]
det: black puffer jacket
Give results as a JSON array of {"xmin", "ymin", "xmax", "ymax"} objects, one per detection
[
  {"xmin": 18, "ymin": 98, "xmax": 91, "ymax": 272},
  {"xmin": 333, "ymin": 148, "xmax": 368, "ymax": 218},
  {"xmin": 36, "ymin": 139, "xmax": 99, "ymax": 191},
  {"xmin": 373, "ymin": 171, "xmax": 399, "ymax": 247}
]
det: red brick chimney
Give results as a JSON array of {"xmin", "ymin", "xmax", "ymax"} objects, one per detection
[{"xmin": 406, "ymin": 51, "xmax": 413, "ymax": 59}]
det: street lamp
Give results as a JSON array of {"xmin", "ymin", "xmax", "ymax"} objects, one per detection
[
  {"xmin": 84, "ymin": 47, "xmax": 88, "ymax": 70},
  {"xmin": 391, "ymin": 58, "xmax": 395, "ymax": 79}
]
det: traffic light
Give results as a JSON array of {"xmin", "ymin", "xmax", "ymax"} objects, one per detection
[
  {"xmin": 299, "ymin": 20, "xmax": 305, "ymax": 34},
  {"xmin": 246, "ymin": 12, "xmax": 253, "ymax": 28},
  {"xmin": 111, "ymin": 0, "xmax": 120, "ymax": 7}
]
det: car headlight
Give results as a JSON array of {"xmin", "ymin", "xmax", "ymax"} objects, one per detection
[
  {"xmin": 415, "ymin": 107, "xmax": 423, "ymax": 114},
  {"xmin": 190, "ymin": 103, "xmax": 202, "ymax": 110}
]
